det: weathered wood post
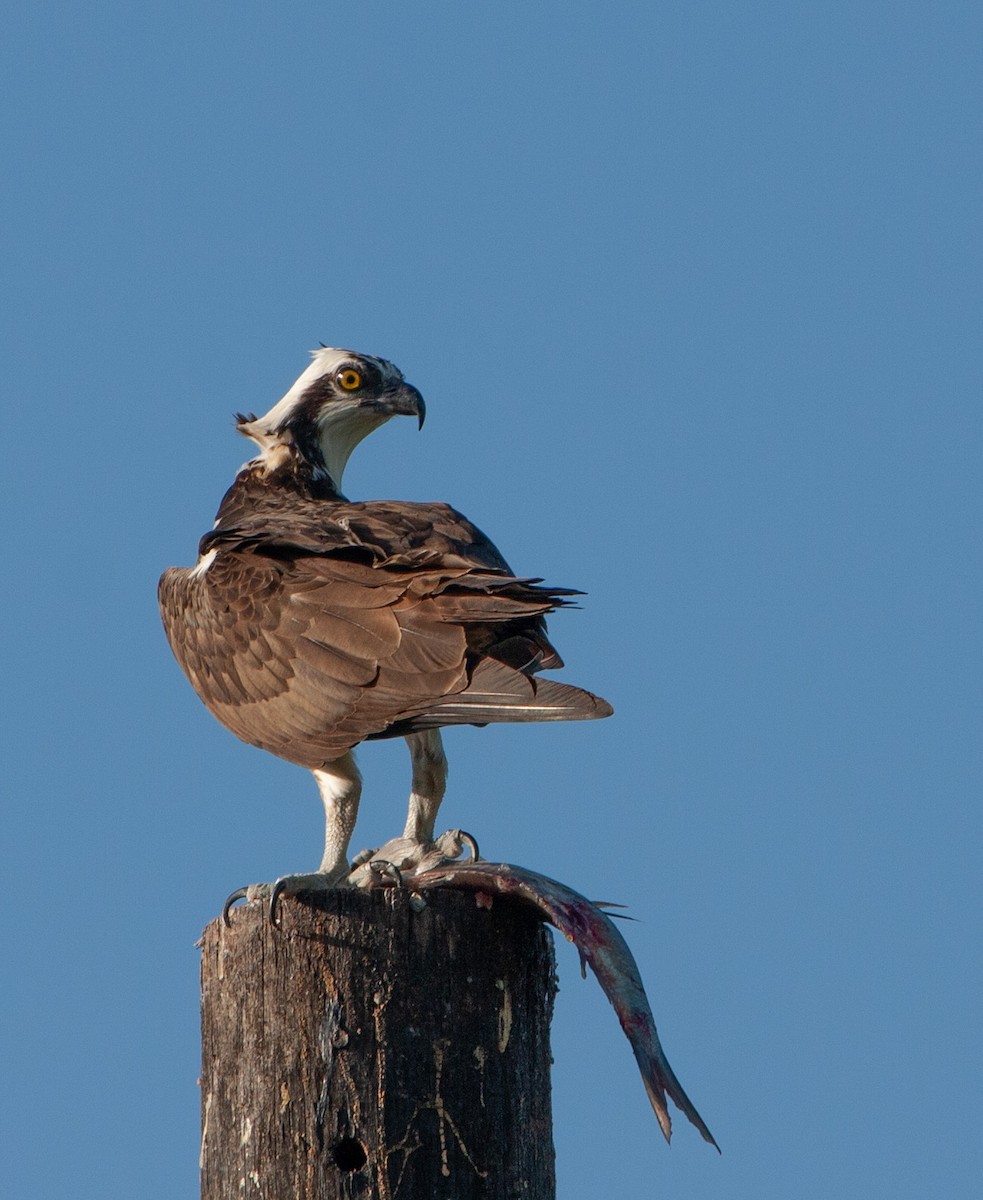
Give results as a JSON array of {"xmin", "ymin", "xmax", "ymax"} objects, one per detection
[{"xmin": 200, "ymin": 887, "xmax": 557, "ymax": 1199}]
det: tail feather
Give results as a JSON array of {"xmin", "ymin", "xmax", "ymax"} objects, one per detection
[{"xmin": 375, "ymin": 658, "xmax": 612, "ymax": 738}]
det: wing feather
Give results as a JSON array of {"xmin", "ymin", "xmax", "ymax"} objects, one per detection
[{"xmin": 160, "ymin": 490, "xmax": 611, "ymax": 768}]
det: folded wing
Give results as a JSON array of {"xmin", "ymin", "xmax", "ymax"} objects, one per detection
[{"xmin": 159, "ymin": 500, "xmax": 612, "ymax": 769}]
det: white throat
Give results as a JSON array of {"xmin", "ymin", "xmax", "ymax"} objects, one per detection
[{"xmin": 315, "ymin": 403, "xmax": 390, "ymax": 488}]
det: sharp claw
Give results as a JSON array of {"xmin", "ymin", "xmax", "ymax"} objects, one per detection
[
  {"xmin": 269, "ymin": 878, "xmax": 287, "ymax": 927},
  {"xmin": 459, "ymin": 830, "xmax": 480, "ymax": 861},
  {"xmin": 369, "ymin": 859, "xmax": 403, "ymax": 887},
  {"xmin": 222, "ymin": 887, "xmax": 250, "ymax": 927}
]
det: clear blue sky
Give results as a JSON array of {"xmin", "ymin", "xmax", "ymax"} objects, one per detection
[{"xmin": 3, "ymin": 3, "xmax": 979, "ymax": 1196}]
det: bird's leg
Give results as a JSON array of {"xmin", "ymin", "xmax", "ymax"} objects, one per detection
[
  {"xmin": 350, "ymin": 731, "xmax": 476, "ymax": 882},
  {"xmin": 313, "ymin": 753, "xmax": 363, "ymax": 881},
  {"xmin": 403, "ymin": 728, "xmax": 448, "ymax": 843},
  {"xmin": 223, "ymin": 752, "xmax": 363, "ymax": 926}
]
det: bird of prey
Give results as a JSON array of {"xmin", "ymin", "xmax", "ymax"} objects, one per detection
[{"xmin": 159, "ymin": 348, "xmax": 612, "ymax": 899}]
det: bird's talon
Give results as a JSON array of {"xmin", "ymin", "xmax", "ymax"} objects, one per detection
[
  {"xmin": 269, "ymin": 879, "xmax": 288, "ymax": 927},
  {"xmin": 368, "ymin": 859, "xmax": 403, "ymax": 887},
  {"xmin": 222, "ymin": 887, "xmax": 250, "ymax": 927}
]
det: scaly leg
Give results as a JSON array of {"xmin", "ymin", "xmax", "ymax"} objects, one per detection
[
  {"xmin": 350, "ymin": 729, "xmax": 475, "ymax": 880},
  {"xmin": 403, "ymin": 729, "xmax": 448, "ymax": 842},
  {"xmin": 314, "ymin": 752, "xmax": 363, "ymax": 881},
  {"xmin": 223, "ymin": 751, "xmax": 363, "ymax": 926}
]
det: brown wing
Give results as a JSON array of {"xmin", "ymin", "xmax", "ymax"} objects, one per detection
[
  {"xmin": 205, "ymin": 490, "xmax": 518, "ymax": 572},
  {"xmin": 159, "ymin": 493, "xmax": 611, "ymax": 768}
]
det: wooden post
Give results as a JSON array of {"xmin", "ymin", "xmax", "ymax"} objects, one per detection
[{"xmin": 200, "ymin": 887, "xmax": 557, "ymax": 1199}]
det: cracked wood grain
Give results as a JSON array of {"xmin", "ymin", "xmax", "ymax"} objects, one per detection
[{"xmin": 200, "ymin": 887, "xmax": 556, "ymax": 1199}]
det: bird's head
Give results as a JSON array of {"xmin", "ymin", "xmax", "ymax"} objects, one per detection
[{"xmin": 235, "ymin": 347, "xmax": 425, "ymax": 489}]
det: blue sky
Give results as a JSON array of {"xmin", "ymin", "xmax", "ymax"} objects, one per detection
[{"xmin": 2, "ymin": 2, "xmax": 980, "ymax": 1196}]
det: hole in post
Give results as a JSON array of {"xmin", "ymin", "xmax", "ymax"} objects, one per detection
[{"xmin": 332, "ymin": 1136, "xmax": 368, "ymax": 1173}]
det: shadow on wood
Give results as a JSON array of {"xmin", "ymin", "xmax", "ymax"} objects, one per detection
[{"xmin": 200, "ymin": 888, "xmax": 557, "ymax": 1199}]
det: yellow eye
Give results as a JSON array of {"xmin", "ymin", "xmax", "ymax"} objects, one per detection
[{"xmin": 337, "ymin": 368, "xmax": 362, "ymax": 391}]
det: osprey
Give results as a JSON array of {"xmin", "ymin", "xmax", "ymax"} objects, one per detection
[{"xmin": 159, "ymin": 348, "xmax": 612, "ymax": 899}]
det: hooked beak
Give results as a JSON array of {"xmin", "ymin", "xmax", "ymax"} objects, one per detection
[{"xmin": 374, "ymin": 382, "xmax": 426, "ymax": 429}]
